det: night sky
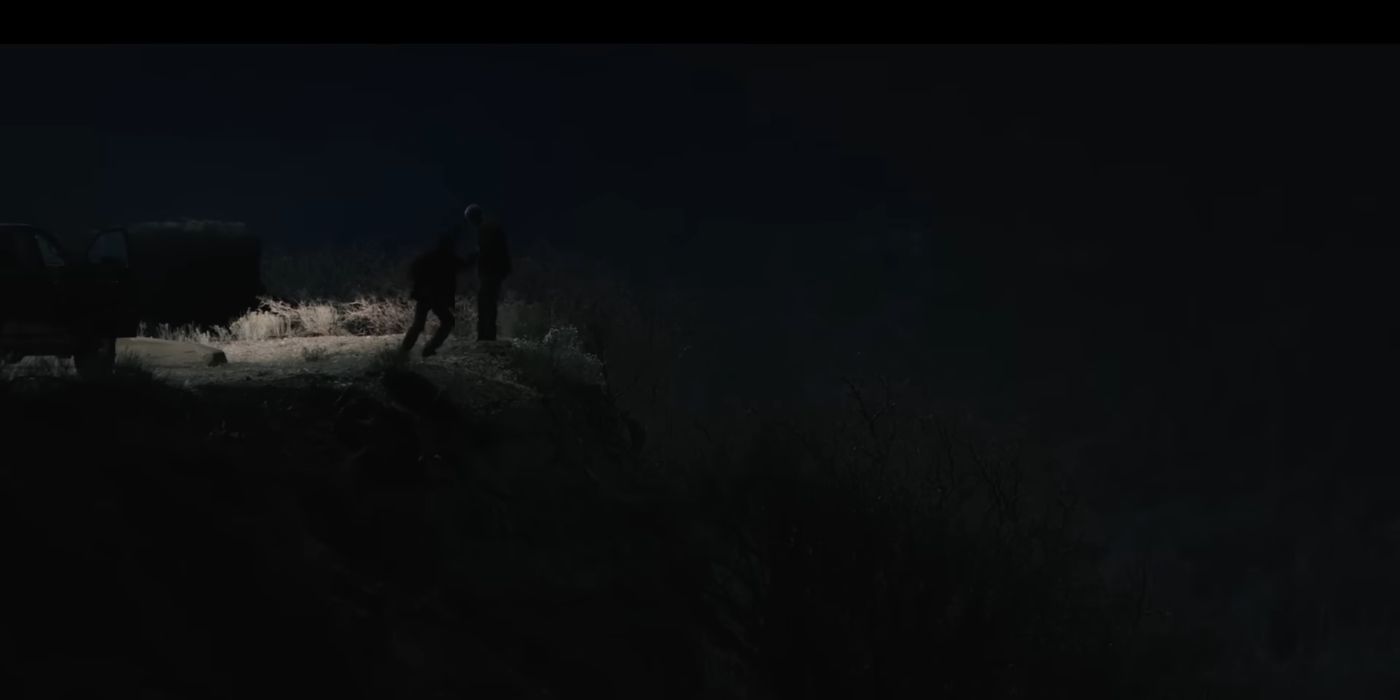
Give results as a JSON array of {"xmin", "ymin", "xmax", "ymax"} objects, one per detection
[{"xmin": 6, "ymin": 43, "xmax": 1400, "ymax": 694}]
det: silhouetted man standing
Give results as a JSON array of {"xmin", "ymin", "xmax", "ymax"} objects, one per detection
[
  {"xmin": 400, "ymin": 231, "xmax": 473, "ymax": 358},
  {"xmin": 464, "ymin": 204, "xmax": 511, "ymax": 341}
]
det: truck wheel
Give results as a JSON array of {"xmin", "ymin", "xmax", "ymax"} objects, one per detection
[{"xmin": 74, "ymin": 337, "xmax": 117, "ymax": 378}]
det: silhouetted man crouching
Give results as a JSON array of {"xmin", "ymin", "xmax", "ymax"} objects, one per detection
[{"xmin": 401, "ymin": 232, "xmax": 474, "ymax": 358}]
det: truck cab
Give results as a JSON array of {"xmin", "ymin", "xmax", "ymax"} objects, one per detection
[{"xmin": 0, "ymin": 224, "xmax": 139, "ymax": 376}]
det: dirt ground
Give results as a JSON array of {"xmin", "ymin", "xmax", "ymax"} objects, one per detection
[{"xmin": 0, "ymin": 334, "xmax": 578, "ymax": 419}]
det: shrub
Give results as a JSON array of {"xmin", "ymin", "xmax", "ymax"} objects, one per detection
[
  {"xmin": 294, "ymin": 303, "xmax": 339, "ymax": 336},
  {"xmin": 229, "ymin": 310, "xmax": 292, "ymax": 342},
  {"xmin": 507, "ymin": 326, "xmax": 606, "ymax": 390},
  {"xmin": 339, "ymin": 296, "xmax": 415, "ymax": 336},
  {"xmin": 669, "ymin": 380, "xmax": 1211, "ymax": 699}
]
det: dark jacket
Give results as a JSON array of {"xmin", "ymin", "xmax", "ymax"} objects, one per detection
[
  {"xmin": 409, "ymin": 246, "xmax": 474, "ymax": 303},
  {"xmin": 476, "ymin": 220, "xmax": 511, "ymax": 279}
]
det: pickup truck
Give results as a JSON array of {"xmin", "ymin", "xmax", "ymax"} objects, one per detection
[{"xmin": 0, "ymin": 224, "xmax": 139, "ymax": 377}]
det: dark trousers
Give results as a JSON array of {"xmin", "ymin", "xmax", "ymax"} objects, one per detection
[
  {"xmin": 477, "ymin": 276, "xmax": 503, "ymax": 341},
  {"xmin": 400, "ymin": 299, "xmax": 455, "ymax": 354}
]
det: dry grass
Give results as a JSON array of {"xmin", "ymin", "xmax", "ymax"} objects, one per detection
[
  {"xmin": 2, "ymin": 355, "xmax": 73, "ymax": 379},
  {"xmin": 205, "ymin": 242, "xmax": 599, "ymax": 350},
  {"xmin": 301, "ymin": 346, "xmax": 329, "ymax": 363},
  {"xmin": 339, "ymin": 296, "xmax": 416, "ymax": 336},
  {"xmin": 507, "ymin": 325, "xmax": 606, "ymax": 388},
  {"xmin": 229, "ymin": 311, "xmax": 290, "ymax": 342},
  {"xmin": 138, "ymin": 322, "xmax": 237, "ymax": 346},
  {"xmin": 140, "ymin": 294, "xmax": 545, "ymax": 348},
  {"xmin": 294, "ymin": 303, "xmax": 339, "ymax": 336}
]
